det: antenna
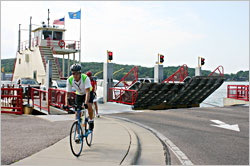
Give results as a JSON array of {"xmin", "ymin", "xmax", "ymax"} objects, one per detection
[{"xmin": 47, "ymin": 9, "xmax": 50, "ymax": 27}]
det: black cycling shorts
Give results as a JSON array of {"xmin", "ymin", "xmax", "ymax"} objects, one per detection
[{"xmin": 75, "ymin": 92, "xmax": 94, "ymax": 107}]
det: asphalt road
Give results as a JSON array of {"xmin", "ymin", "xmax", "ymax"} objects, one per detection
[
  {"xmin": 1, "ymin": 114, "xmax": 74, "ymax": 165},
  {"xmin": 109, "ymin": 105, "xmax": 249, "ymax": 165}
]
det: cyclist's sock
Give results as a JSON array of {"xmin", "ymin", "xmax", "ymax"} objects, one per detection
[{"xmin": 89, "ymin": 120, "xmax": 94, "ymax": 130}]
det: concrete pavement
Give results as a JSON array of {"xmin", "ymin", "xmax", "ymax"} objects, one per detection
[{"xmin": 10, "ymin": 115, "xmax": 167, "ymax": 165}]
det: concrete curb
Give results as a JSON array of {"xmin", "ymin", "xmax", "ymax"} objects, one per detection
[
  {"xmin": 111, "ymin": 116, "xmax": 194, "ymax": 165},
  {"xmin": 104, "ymin": 117, "xmax": 140, "ymax": 165}
]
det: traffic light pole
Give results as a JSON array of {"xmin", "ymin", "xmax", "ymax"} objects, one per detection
[
  {"xmin": 195, "ymin": 56, "xmax": 202, "ymax": 76},
  {"xmin": 195, "ymin": 66, "xmax": 201, "ymax": 76},
  {"xmin": 103, "ymin": 62, "xmax": 113, "ymax": 103},
  {"xmin": 154, "ymin": 64, "xmax": 163, "ymax": 83}
]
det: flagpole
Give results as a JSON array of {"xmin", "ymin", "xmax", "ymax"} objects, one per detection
[
  {"xmin": 79, "ymin": 8, "xmax": 81, "ymax": 64},
  {"xmin": 64, "ymin": 16, "xmax": 65, "ymax": 29}
]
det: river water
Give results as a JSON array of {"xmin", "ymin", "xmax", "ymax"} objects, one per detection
[{"xmin": 200, "ymin": 81, "xmax": 249, "ymax": 107}]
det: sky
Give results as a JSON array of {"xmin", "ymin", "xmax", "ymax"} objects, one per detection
[{"xmin": 1, "ymin": 1, "xmax": 249, "ymax": 74}]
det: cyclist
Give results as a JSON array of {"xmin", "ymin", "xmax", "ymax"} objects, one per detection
[
  {"xmin": 86, "ymin": 71, "xmax": 100, "ymax": 118},
  {"xmin": 66, "ymin": 64, "xmax": 94, "ymax": 131}
]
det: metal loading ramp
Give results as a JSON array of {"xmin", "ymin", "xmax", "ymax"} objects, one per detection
[{"xmin": 132, "ymin": 76, "xmax": 224, "ymax": 110}]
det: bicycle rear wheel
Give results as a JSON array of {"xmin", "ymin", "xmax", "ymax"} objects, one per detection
[
  {"xmin": 85, "ymin": 121, "xmax": 93, "ymax": 147},
  {"xmin": 69, "ymin": 121, "xmax": 84, "ymax": 157}
]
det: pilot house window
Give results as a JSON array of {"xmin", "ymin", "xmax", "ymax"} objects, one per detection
[
  {"xmin": 53, "ymin": 31, "xmax": 63, "ymax": 40},
  {"xmin": 42, "ymin": 31, "xmax": 52, "ymax": 39}
]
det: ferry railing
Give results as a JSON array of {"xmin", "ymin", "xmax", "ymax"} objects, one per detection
[
  {"xmin": 20, "ymin": 37, "xmax": 39, "ymax": 52},
  {"xmin": 55, "ymin": 58, "xmax": 63, "ymax": 78},
  {"xmin": 31, "ymin": 88, "xmax": 49, "ymax": 114},
  {"xmin": 48, "ymin": 88, "xmax": 76, "ymax": 112},
  {"xmin": 20, "ymin": 40, "xmax": 29, "ymax": 52},
  {"xmin": 1, "ymin": 85, "xmax": 23, "ymax": 115},
  {"xmin": 209, "ymin": 65, "xmax": 224, "ymax": 77},
  {"xmin": 45, "ymin": 39, "xmax": 80, "ymax": 50},
  {"xmin": 114, "ymin": 66, "xmax": 139, "ymax": 89},
  {"xmin": 109, "ymin": 88, "xmax": 137, "ymax": 105},
  {"xmin": 227, "ymin": 85, "xmax": 249, "ymax": 101},
  {"xmin": 162, "ymin": 64, "xmax": 188, "ymax": 83},
  {"xmin": 31, "ymin": 37, "xmax": 39, "ymax": 48}
]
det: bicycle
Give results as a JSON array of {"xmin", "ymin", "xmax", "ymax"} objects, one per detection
[{"xmin": 64, "ymin": 104, "xmax": 93, "ymax": 157}]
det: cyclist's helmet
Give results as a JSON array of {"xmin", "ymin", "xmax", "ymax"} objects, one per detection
[
  {"xmin": 70, "ymin": 64, "xmax": 81, "ymax": 72},
  {"xmin": 86, "ymin": 71, "xmax": 92, "ymax": 77}
]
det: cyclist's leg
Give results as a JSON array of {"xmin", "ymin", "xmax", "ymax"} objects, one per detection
[
  {"xmin": 86, "ymin": 92, "xmax": 94, "ymax": 130},
  {"xmin": 94, "ymin": 101, "xmax": 99, "ymax": 117},
  {"xmin": 93, "ymin": 92, "xmax": 99, "ymax": 116},
  {"xmin": 86, "ymin": 92, "xmax": 94, "ymax": 120}
]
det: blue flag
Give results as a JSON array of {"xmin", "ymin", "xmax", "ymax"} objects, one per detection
[{"xmin": 68, "ymin": 10, "xmax": 81, "ymax": 19}]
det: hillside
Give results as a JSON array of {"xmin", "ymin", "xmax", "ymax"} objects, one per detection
[{"xmin": 1, "ymin": 58, "xmax": 249, "ymax": 81}]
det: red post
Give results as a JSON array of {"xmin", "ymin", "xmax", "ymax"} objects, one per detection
[
  {"xmin": 236, "ymin": 86, "xmax": 239, "ymax": 99},
  {"xmin": 20, "ymin": 90, "xmax": 23, "ymax": 114},
  {"xmin": 247, "ymin": 86, "xmax": 249, "ymax": 101},
  {"xmin": 48, "ymin": 89, "xmax": 50, "ymax": 114},
  {"xmin": 39, "ymin": 90, "xmax": 41, "ymax": 111},
  {"xmin": 31, "ymin": 88, "xmax": 34, "ymax": 107}
]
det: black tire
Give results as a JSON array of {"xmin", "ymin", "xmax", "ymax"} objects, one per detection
[
  {"xmin": 85, "ymin": 120, "xmax": 93, "ymax": 147},
  {"xmin": 69, "ymin": 121, "xmax": 84, "ymax": 157}
]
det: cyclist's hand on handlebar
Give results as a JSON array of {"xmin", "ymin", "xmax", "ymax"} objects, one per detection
[{"xmin": 62, "ymin": 105, "xmax": 69, "ymax": 110}]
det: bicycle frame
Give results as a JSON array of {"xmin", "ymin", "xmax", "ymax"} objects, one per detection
[{"xmin": 75, "ymin": 107, "xmax": 92, "ymax": 141}]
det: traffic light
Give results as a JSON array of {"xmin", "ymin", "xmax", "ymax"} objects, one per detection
[
  {"xmin": 201, "ymin": 57, "xmax": 205, "ymax": 66},
  {"xmin": 159, "ymin": 54, "xmax": 164, "ymax": 64},
  {"xmin": 107, "ymin": 50, "xmax": 113, "ymax": 61}
]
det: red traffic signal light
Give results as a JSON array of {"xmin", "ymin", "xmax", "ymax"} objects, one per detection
[
  {"xmin": 160, "ymin": 55, "xmax": 164, "ymax": 63},
  {"xmin": 201, "ymin": 58, "xmax": 205, "ymax": 66},
  {"xmin": 107, "ymin": 51, "xmax": 113, "ymax": 61}
]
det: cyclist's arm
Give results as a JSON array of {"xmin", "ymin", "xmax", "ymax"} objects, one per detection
[
  {"xmin": 85, "ymin": 88, "xmax": 90, "ymax": 105},
  {"xmin": 65, "ymin": 79, "xmax": 72, "ymax": 106},
  {"xmin": 84, "ymin": 77, "xmax": 92, "ymax": 106}
]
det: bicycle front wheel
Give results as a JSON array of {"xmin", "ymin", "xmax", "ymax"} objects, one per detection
[
  {"xmin": 85, "ymin": 121, "xmax": 93, "ymax": 147},
  {"xmin": 69, "ymin": 121, "xmax": 84, "ymax": 157}
]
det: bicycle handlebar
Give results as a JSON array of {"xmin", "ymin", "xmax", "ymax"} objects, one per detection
[{"xmin": 62, "ymin": 103, "xmax": 88, "ymax": 111}]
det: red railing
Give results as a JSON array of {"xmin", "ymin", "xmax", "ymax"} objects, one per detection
[
  {"xmin": 1, "ymin": 87, "xmax": 23, "ymax": 115},
  {"xmin": 48, "ymin": 88, "xmax": 76, "ymax": 112},
  {"xmin": 55, "ymin": 58, "xmax": 63, "ymax": 78},
  {"xmin": 114, "ymin": 66, "xmax": 139, "ymax": 89},
  {"xmin": 209, "ymin": 65, "xmax": 224, "ymax": 77},
  {"xmin": 31, "ymin": 88, "xmax": 49, "ymax": 114},
  {"xmin": 227, "ymin": 85, "xmax": 249, "ymax": 101},
  {"xmin": 31, "ymin": 37, "xmax": 39, "ymax": 48},
  {"xmin": 20, "ymin": 37, "xmax": 39, "ymax": 52},
  {"xmin": 109, "ymin": 88, "xmax": 137, "ymax": 105},
  {"xmin": 162, "ymin": 64, "xmax": 188, "ymax": 83},
  {"xmin": 45, "ymin": 39, "xmax": 80, "ymax": 50},
  {"xmin": 20, "ymin": 40, "xmax": 29, "ymax": 51}
]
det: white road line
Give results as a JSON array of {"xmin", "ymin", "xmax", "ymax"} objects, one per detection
[
  {"xmin": 210, "ymin": 120, "xmax": 240, "ymax": 132},
  {"xmin": 36, "ymin": 115, "xmax": 75, "ymax": 122}
]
